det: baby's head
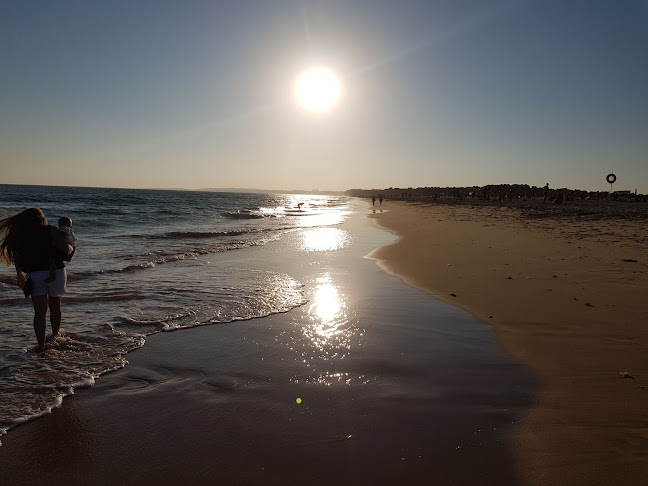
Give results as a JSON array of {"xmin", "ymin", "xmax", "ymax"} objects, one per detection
[{"xmin": 58, "ymin": 217, "xmax": 73, "ymax": 229}]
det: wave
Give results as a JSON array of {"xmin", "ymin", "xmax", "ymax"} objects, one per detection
[
  {"xmin": 114, "ymin": 232, "xmax": 289, "ymax": 273},
  {"xmin": 0, "ymin": 291, "xmax": 145, "ymax": 305},
  {"xmin": 120, "ymin": 261, "xmax": 160, "ymax": 272},
  {"xmin": 116, "ymin": 245, "xmax": 237, "ymax": 273},
  {"xmin": 63, "ymin": 292, "xmax": 146, "ymax": 303},
  {"xmin": 66, "ymin": 270, "xmax": 103, "ymax": 282},
  {"xmin": 284, "ymin": 211, "xmax": 319, "ymax": 216},
  {"xmin": 0, "ymin": 269, "xmax": 97, "ymax": 286},
  {"xmin": 165, "ymin": 230, "xmax": 251, "ymax": 238},
  {"xmin": 117, "ymin": 250, "xmax": 208, "ymax": 272},
  {"xmin": 116, "ymin": 231, "xmax": 241, "ymax": 239},
  {"xmin": 0, "ymin": 297, "xmax": 28, "ymax": 305},
  {"xmin": 111, "ymin": 271, "xmax": 308, "ymax": 334},
  {"xmin": 115, "ymin": 226, "xmax": 285, "ymax": 240},
  {"xmin": 222, "ymin": 210, "xmax": 267, "ymax": 219}
]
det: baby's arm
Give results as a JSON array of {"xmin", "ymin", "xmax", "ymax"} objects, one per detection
[{"xmin": 66, "ymin": 230, "xmax": 77, "ymax": 248}]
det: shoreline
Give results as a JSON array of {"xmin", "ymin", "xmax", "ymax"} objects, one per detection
[{"xmin": 367, "ymin": 200, "xmax": 648, "ymax": 485}]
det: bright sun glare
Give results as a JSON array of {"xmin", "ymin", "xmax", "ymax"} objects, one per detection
[{"xmin": 295, "ymin": 68, "xmax": 341, "ymax": 112}]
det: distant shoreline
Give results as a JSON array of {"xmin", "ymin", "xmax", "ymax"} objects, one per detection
[{"xmin": 347, "ymin": 184, "xmax": 647, "ymax": 204}]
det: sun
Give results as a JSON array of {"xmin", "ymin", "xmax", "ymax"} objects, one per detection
[{"xmin": 295, "ymin": 67, "xmax": 341, "ymax": 113}]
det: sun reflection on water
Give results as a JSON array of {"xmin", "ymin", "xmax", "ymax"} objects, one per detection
[
  {"xmin": 309, "ymin": 274, "xmax": 345, "ymax": 330},
  {"xmin": 280, "ymin": 273, "xmax": 367, "ymax": 386},
  {"xmin": 258, "ymin": 195, "xmax": 349, "ymax": 227},
  {"xmin": 301, "ymin": 227, "xmax": 349, "ymax": 251}
]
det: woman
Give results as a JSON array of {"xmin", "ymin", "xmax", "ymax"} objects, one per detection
[{"xmin": 0, "ymin": 208, "xmax": 73, "ymax": 352}]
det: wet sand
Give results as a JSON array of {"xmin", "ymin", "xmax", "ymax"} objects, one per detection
[
  {"xmin": 0, "ymin": 204, "xmax": 534, "ymax": 485},
  {"xmin": 368, "ymin": 200, "xmax": 648, "ymax": 485}
]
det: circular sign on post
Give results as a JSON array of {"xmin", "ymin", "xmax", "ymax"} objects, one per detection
[{"xmin": 606, "ymin": 173, "xmax": 617, "ymax": 184}]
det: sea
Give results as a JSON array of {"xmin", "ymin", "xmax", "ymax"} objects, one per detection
[{"xmin": 0, "ymin": 185, "xmax": 351, "ymax": 441}]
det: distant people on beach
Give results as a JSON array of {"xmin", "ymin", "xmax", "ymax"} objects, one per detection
[
  {"xmin": 378, "ymin": 194, "xmax": 384, "ymax": 205},
  {"xmin": 0, "ymin": 208, "xmax": 75, "ymax": 352},
  {"xmin": 46, "ymin": 217, "xmax": 77, "ymax": 283},
  {"xmin": 371, "ymin": 195, "xmax": 376, "ymax": 206}
]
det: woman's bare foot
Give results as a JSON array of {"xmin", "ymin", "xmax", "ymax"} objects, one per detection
[{"xmin": 46, "ymin": 332, "xmax": 58, "ymax": 342}]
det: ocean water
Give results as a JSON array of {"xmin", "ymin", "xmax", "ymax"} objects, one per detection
[{"xmin": 0, "ymin": 185, "xmax": 351, "ymax": 441}]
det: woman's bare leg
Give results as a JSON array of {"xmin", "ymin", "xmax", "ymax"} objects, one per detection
[
  {"xmin": 48, "ymin": 296, "xmax": 62, "ymax": 337},
  {"xmin": 32, "ymin": 295, "xmax": 48, "ymax": 352}
]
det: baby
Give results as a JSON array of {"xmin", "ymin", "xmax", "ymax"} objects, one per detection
[{"xmin": 45, "ymin": 217, "xmax": 77, "ymax": 283}]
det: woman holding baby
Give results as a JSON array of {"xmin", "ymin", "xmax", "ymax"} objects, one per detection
[{"xmin": 0, "ymin": 208, "xmax": 74, "ymax": 352}]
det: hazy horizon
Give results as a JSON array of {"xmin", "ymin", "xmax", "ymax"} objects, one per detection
[
  {"xmin": 3, "ymin": 180, "xmax": 641, "ymax": 197},
  {"xmin": 2, "ymin": 1, "xmax": 647, "ymax": 193}
]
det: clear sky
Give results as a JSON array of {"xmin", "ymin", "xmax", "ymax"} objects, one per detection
[{"xmin": 1, "ymin": 0, "xmax": 647, "ymax": 192}]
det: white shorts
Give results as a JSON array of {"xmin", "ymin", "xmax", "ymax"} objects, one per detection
[{"xmin": 27, "ymin": 268, "xmax": 67, "ymax": 297}]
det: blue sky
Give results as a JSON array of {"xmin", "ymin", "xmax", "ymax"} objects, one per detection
[{"xmin": 1, "ymin": 0, "xmax": 647, "ymax": 192}]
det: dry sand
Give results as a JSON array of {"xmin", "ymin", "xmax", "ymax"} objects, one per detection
[{"xmin": 368, "ymin": 200, "xmax": 648, "ymax": 486}]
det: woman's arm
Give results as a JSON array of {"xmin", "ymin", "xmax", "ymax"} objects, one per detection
[{"xmin": 16, "ymin": 266, "xmax": 26, "ymax": 289}]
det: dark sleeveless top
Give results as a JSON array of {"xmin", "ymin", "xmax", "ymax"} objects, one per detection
[{"xmin": 17, "ymin": 225, "xmax": 64, "ymax": 273}]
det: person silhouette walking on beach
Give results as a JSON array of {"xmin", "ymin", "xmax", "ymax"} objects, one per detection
[
  {"xmin": 0, "ymin": 208, "xmax": 74, "ymax": 352},
  {"xmin": 45, "ymin": 216, "xmax": 77, "ymax": 283},
  {"xmin": 371, "ymin": 195, "xmax": 376, "ymax": 206},
  {"xmin": 378, "ymin": 194, "xmax": 384, "ymax": 205}
]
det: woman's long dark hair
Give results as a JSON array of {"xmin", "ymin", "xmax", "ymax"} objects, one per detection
[{"xmin": 0, "ymin": 208, "xmax": 48, "ymax": 267}]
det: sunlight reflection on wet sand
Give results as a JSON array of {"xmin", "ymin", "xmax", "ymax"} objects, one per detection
[{"xmin": 283, "ymin": 273, "xmax": 368, "ymax": 386}]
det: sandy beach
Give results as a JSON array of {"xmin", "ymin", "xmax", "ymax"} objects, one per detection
[{"xmin": 368, "ymin": 200, "xmax": 648, "ymax": 485}]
